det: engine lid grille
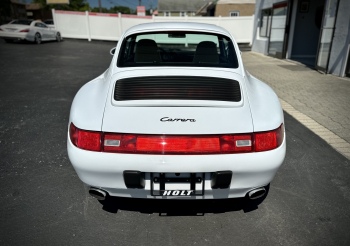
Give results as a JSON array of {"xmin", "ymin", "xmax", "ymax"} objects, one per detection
[{"xmin": 114, "ymin": 76, "xmax": 241, "ymax": 102}]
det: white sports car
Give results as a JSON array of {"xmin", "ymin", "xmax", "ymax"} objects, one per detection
[
  {"xmin": 67, "ymin": 23, "xmax": 286, "ymax": 201},
  {"xmin": 0, "ymin": 20, "xmax": 61, "ymax": 44}
]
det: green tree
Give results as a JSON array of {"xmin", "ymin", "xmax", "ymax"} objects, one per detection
[
  {"xmin": 90, "ymin": 6, "xmax": 134, "ymax": 14},
  {"xmin": 109, "ymin": 6, "xmax": 133, "ymax": 14},
  {"xmin": 90, "ymin": 7, "xmax": 109, "ymax": 13},
  {"xmin": 0, "ymin": 0, "xmax": 12, "ymax": 25}
]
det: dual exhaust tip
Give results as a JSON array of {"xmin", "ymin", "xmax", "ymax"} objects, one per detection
[
  {"xmin": 89, "ymin": 187, "xmax": 266, "ymax": 200},
  {"xmin": 89, "ymin": 187, "xmax": 107, "ymax": 200},
  {"xmin": 248, "ymin": 187, "xmax": 266, "ymax": 200}
]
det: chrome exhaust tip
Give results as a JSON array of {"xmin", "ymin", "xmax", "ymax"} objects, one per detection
[
  {"xmin": 89, "ymin": 188, "xmax": 107, "ymax": 200},
  {"xmin": 248, "ymin": 187, "xmax": 266, "ymax": 200}
]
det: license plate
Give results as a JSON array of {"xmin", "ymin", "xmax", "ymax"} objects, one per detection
[
  {"xmin": 161, "ymin": 190, "xmax": 194, "ymax": 196},
  {"xmin": 150, "ymin": 173, "xmax": 205, "ymax": 196}
]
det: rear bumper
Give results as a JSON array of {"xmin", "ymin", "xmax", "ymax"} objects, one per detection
[
  {"xmin": 0, "ymin": 32, "xmax": 28, "ymax": 40},
  {"xmin": 67, "ymin": 133, "xmax": 286, "ymax": 199}
]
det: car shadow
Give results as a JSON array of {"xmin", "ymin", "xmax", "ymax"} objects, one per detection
[
  {"xmin": 1, "ymin": 39, "xmax": 62, "ymax": 45},
  {"xmin": 99, "ymin": 185, "xmax": 269, "ymax": 216}
]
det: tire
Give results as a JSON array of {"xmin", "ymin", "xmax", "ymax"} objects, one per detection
[
  {"xmin": 34, "ymin": 33, "xmax": 41, "ymax": 44},
  {"xmin": 5, "ymin": 39, "xmax": 14, "ymax": 43},
  {"xmin": 56, "ymin": 32, "xmax": 61, "ymax": 42}
]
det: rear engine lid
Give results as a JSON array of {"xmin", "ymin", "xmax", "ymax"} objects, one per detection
[
  {"xmin": 110, "ymin": 68, "xmax": 244, "ymax": 108},
  {"xmin": 102, "ymin": 69, "xmax": 253, "ymax": 134},
  {"xmin": 114, "ymin": 76, "xmax": 241, "ymax": 105}
]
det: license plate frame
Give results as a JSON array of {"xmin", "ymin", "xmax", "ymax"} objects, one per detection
[{"xmin": 150, "ymin": 173, "xmax": 205, "ymax": 196}]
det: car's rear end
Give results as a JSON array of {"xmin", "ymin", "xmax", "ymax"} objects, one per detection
[
  {"xmin": 0, "ymin": 20, "xmax": 33, "ymax": 42},
  {"xmin": 67, "ymin": 24, "xmax": 286, "ymax": 200}
]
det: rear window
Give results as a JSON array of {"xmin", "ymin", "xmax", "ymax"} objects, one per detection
[
  {"xmin": 11, "ymin": 20, "xmax": 32, "ymax": 25},
  {"xmin": 117, "ymin": 32, "xmax": 239, "ymax": 69},
  {"xmin": 44, "ymin": 20, "xmax": 54, "ymax": 25}
]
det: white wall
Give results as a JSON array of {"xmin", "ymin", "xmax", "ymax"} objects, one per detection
[{"xmin": 52, "ymin": 10, "xmax": 254, "ymax": 43}]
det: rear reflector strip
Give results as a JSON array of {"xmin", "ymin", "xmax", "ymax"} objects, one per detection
[
  {"xmin": 137, "ymin": 136, "xmax": 221, "ymax": 153},
  {"xmin": 69, "ymin": 123, "xmax": 284, "ymax": 154},
  {"xmin": 104, "ymin": 139, "xmax": 120, "ymax": 147},
  {"xmin": 236, "ymin": 140, "xmax": 251, "ymax": 147}
]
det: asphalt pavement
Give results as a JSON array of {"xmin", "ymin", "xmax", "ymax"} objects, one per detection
[{"xmin": 1, "ymin": 39, "xmax": 350, "ymax": 246}]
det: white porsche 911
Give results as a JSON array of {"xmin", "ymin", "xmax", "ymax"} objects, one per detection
[
  {"xmin": 67, "ymin": 23, "xmax": 286, "ymax": 201},
  {"xmin": 0, "ymin": 20, "xmax": 61, "ymax": 44}
]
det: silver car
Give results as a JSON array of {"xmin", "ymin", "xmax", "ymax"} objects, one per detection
[{"xmin": 0, "ymin": 19, "xmax": 62, "ymax": 44}]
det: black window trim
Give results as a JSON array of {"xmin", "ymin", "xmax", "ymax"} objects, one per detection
[
  {"xmin": 260, "ymin": 8, "xmax": 272, "ymax": 38},
  {"xmin": 116, "ymin": 31, "xmax": 240, "ymax": 69}
]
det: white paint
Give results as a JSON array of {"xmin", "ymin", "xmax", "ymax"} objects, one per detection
[
  {"xmin": 85, "ymin": 11, "xmax": 91, "ymax": 42},
  {"xmin": 67, "ymin": 23, "xmax": 286, "ymax": 199},
  {"xmin": 51, "ymin": 10, "xmax": 254, "ymax": 43},
  {"xmin": 0, "ymin": 20, "xmax": 60, "ymax": 42}
]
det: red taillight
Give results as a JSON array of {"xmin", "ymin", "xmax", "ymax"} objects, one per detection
[
  {"xmin": 137, "ymin": 136, "xmax": 220, "ymax": 154},
  {"xmin": 0, "ymin": 28, "xmax": 3, "ymax": 31},
  {"xmin": 103, "ymin": 133, "xmax": 252, "ymax": 154},
  {"xmin": 69, "ymin": 123, "xmax": 284, "ymax": 154},
  {"xmin": 69, "ymin": 123, "xmax": 101, "ymax": 151},
  {"xmin": 20, "ymin": 29, "xmax": 29, "ymax": 32},
  {"xmin": 254, "ymin": 124, "xmax": 284, "ymax": 152},
  {"xmin": 220, "ymin": 134, "xmax": 252, "ymax": 152}
]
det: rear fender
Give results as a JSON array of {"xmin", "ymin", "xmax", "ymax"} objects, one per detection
[{"xmin": 244, "ymin": 72, "xmax": 284, "ymax": 132}]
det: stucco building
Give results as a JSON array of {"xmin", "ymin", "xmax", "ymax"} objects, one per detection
[
  {"xmin": 215, "ymin": 0, "xmax": 255, "ymax": 17},
  {"xmin": 252, "ymin": 0, "xmax": 350, "ymax": 78},
  {"xmin": 157, "ymin": 0, "xmax": 212, "ymax": 17}
]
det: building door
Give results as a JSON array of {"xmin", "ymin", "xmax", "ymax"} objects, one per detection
[
  {"xmin": 268, "ymin": 1, "xmax": 292, "ymax": 59},
  {"xmin": 315, "ymin": 0, "xmax": 339, "ymax": 73},
  {"xmin": 345, "ymin": 49, "xmax": 350, "ymax": 78}
]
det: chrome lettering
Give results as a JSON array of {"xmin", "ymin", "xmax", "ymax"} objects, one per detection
[{"xmin": 160, "ymin": 117, "xmax": 196, "ymax": 122}]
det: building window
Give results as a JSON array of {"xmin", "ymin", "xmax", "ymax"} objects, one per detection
[
  {"xmin": 229, "ymin": 11, "xmax": 240, "ymax": 17},
  {"xmin": 180, "ymin": 11, "xmax": 186, "ymax": 17},
  {"xmin": 260, "ymin": 9, "xmax": 272, "ymax": 37},
  {"xmin": 165, "ymin": 12, "xmax": 171, "ymax": 17}
]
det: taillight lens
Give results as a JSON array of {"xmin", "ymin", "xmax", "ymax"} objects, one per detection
[
  {"xmin": 20, "ymin": 29, "xmax": 29, "ymax": 32},
  {"xmin": 137, "ymin": 136, "xmax": 220, "ymax": 154},
  {"xmin": 103, "ymin": 133, "xmax": 252, "ymax": 154},
  {"xmin": 69, "ymin": 123, "xmax": 101, "ymax": 151},
  {"xmin": 0, "ymin": 28, "xmax": 3, "ymax": 31},
  {"xmin": 220, "ymin": 134, "xmax": 252, "ymax": 152},
  {"xmin": 69, "ymin": 123, "xmax": 284, "ymax": 154},
  {"xmin": 254, "ymin": 124, "xmax": 284, "ymax": 152}
]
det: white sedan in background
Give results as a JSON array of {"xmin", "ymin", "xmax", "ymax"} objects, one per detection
[
  {"xmin": 68, "ymin": 22, "xmax": 286, "ymax": 201},
  {"xmin": 0, "ymin": 19, "xmax": 62, "ymax": 44}
]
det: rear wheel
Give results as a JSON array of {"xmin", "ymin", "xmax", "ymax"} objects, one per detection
[
  {"xmin": 56, "ymin": 32, "xmax": 61, "ymax": 42},
  {"xmin": 34, "ymin": 33, "xmax": 41, "ymax": 44},
  {"xmin": 5, "ymin": 39, "xmax": 14, "ymax": 43}
]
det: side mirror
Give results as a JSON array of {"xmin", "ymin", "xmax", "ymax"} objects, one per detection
[{"xmin": 110, "ymin": 47, "xmax": 116, "ymax": 55}]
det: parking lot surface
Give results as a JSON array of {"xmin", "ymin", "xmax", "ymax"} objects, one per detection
[
  {"xmin": 1, "ymin": 39, "xmax": 350, "ymax": 246},
  {"xmin": 242, "ymin": 52, "xmax": 350, "ymax": 159}
]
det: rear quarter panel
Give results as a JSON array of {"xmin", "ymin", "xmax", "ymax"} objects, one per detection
[
  {"xmin": 244, "ymin": 72, "xmax": 284, "ymax": 132},
  {"xmin": 69, "ymin": 70, "xmax": 111, "ymax": 131}
]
